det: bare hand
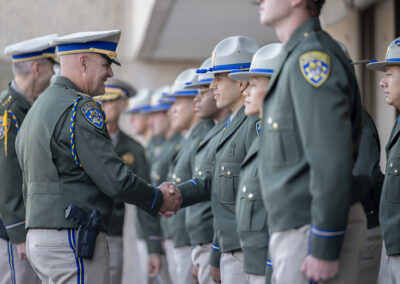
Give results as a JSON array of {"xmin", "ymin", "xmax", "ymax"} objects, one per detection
[
  {"xmin": 16, "ymin": 242, "xmax": 27, "ymax": 260},
  {"xmin": 192, "ymin": 266, "xmax": 199, "ymax": 283},
  {"xmin": 301, "ymin": 255, "xmax": 339, "ymax": 282},
  {"xmin": 210, "ymin": 266, "xmax": 221, "ymax": 283},
  {"xmin": 158, "ymin": 182, "xmax": 182, "ymax": 217},
  {"xmin": 148, "ymin": 254, "xmax": 161, "ymax": 277}
]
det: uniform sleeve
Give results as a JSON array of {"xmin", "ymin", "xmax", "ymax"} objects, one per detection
[
  {"xmin": 177, "ymin": 171, "xmax": 212, "ymax": 207},
  {"xmin": 74, "ymin": 101, "xmax": 163, "ymax": 217},
  {"xmin": 290, "ymin": 50, "xmax": 359, "ymax": 260},
  {"xmin": 209, "ymin": 233, "xmax": 221, "ymax": 267},
  {"xmin": 0, "ymin": 106, "xmax": 27, "ymax": 243},
  {"xmin": 137, "ymin": 210, "xmax": 163, "ymax": 254}
]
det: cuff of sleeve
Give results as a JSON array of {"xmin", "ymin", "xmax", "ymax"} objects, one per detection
[
  {"xmin": 5, "ymin": 222, "xmax": 27, "ymax": 244},
  {"xmin": 178, "ymin": 181, "xmax": 198, "ymax": 208},
  {"xmin": 146, "ymin": 237, "xmax": 163, "ymax": 254},
  {"xmin": 310, "ymin": 225, "xmax": 345, "ymax": 260},
  {"xmin": 209, "ymin": 247, "xmax": 221, "ymax": 268},
  {"xmin": 265, "ymin": 259, "xmax": 273, "ymax": 284},
  {"xmin": 150, "ymin": 187, "xmax": 163, "ymax": 217}
]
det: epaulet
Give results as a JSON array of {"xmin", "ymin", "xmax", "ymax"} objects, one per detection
[{"xmin": 1, "ymin": 95, "xmax": 12, "ymax": 110}]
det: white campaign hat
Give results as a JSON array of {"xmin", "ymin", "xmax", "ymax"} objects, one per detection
[
  {"xmin": 51, "ymin": 30, "xmax": 121, "ymax": 66},
  {"xmin": 126, "ymin": 88, "xmax": 152, "ymax": 113},
  {"xmin": 185, "ymin": 57, "xmax": 214, "ymax": 89},
  {"xmin": 94, "ymin": 78, "xmax": 136, "ymax": 101},
  {"xmin": 142, "ymin": 86, "xmax": 172, "ymax": 114},
  {"xmin": 207, "ymin": 36, "xmax": 259, "ymax": 74},
  {"xmin": 4, "ymin": 34, "xmax": 58, "ymax": 62},
  {"xmin": 166, "ymin": 68, "xmax": 198, "ymax": 97},
  {"xmin": 367, "ymin": 37, "xmax": 400, "ymax": 72},
  {"xmin": 229, "ymin": 43, "xmax": 284, "ymax": 81}
]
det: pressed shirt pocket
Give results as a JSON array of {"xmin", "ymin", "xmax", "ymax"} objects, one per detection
[
  {"xmin": 385, "ymin": 157, "xmax": 400, "ymax": 202},
  {"xmin": 237, "ymin": 196, "xmax": 268, "ymax": 232},
  {"xmin": 218, "ymin": 162, "xmax": 241, "ymax": 204},
  {"xmin": 265, "ymin": 111, "xmax": 300, "ymax": 166}
]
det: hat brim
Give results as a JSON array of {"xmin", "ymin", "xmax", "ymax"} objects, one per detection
[
  {"xmin": 94, "ymin": 93, "xmax": 123, "ymax": 101},
  {"xmin": 367, "ymin": 61, "xmax": 400, "ymax": 72},
  {"xmin": 229, "ymin": 71, "xmax": 272, "ymax": 82},
  {"xmin": 184, "ymin": 82, "xmax": 211, "ymax": 89}
]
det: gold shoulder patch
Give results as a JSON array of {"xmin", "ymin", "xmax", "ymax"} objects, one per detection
[
  {"xmin": 299, "ymin": 51, "xmax": 331, "ymax": 87},
  {"xmin": 122, "ymin": 152, "xmax": 135, "ymax": 166}
]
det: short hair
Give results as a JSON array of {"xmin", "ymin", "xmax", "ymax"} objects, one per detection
[
  {"xmin": 12, "ymin": 58, "xmax": 49, "ymax": 77},
  {"xmin": 306, "ymin": 0, "xmax": 325, "ymax": 17}
]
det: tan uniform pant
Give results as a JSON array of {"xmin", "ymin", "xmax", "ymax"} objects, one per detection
[
  {"xmin": 220, "ymin": 251, "xmax": 249, "ymax": 284},
  {"xmin": 357, "ymin": 226, "xmax": 382, "ymax": 284},
  {"xmin": 191, "ymin": 243, "xmax": 216, "ymax": 284},
  {"xmin": 106, "ymin": 236, "xmax": 123, "ymax": 284},
  {"xmin": 269, "ymin": 203, "xmax": 366, "ymax": 284},
  {"xmin": 172, "ymin": 245, "xmax": 195, "ymax": 284},
  {"xmin": 0, "ymin": 238, "xmax": 41, "ymax": 284},
  {"xmin": 26, "ymin": 229, "xmax": 110, "ymax": 284},
  {"xmin": 164, "ymin": 239, "xmax": 177, "ymax": 283}
]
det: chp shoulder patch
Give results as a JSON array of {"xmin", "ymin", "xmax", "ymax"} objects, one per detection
[
  {"xmin": 0, "ymin": 116, "xmax": 10, "ymax": 140},
  {"xmin": 299, "ymin": 51, "xmax": 331, "ymax": 87},
  {"xmin": 81, "ymin": 102, "xmax": 104, "ymax": 129},
  {"xmin": 256, "ymin": 120, "xmax": 262, "ymax": 136},
  {"xmin": 122, "ymin": 152, "xmax": 135, "ymax": 166}
]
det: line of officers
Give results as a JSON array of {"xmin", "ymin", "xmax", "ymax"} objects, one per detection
[{"xmin": 1, "ymin": 1, "xmax": 400, "ymax": 284}]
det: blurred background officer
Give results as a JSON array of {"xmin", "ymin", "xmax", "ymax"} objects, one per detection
[
  {"xmin": 175, "ymin": 36, "xmax": 259, "ymax": 284},
  {"xmin": 95, "ymin": 78, "xmax": 146, "ymax": 284},
  {"xmin": 257, "ymin": 0, "xmax": 366, "ymax": 283},
  {"xmin": 229, "ymin": 42, "xmax": 283, "ymax": 284},
  {"xmin": 368, "ymin": 37, "xmax": 400, "ymax": 284},
  {"xmin": 15, "ymin": 30, "xmax": 181, "ymax": 284},
  {"xmin": 184, "ymin": 58, "xmax": 229, "ymax": 284},
  {"xmin": 0, "ymin": 34, "xmax": 57, "ymax": 284},
  {"xmin": 165, "ymin": 68, "xmax": 214, "ymax": 284}
]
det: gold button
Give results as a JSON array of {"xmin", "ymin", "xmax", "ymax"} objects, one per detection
[
  {"xmin": 242, "ymin": 186, "xmax": 246, "ymax": 193},
  {"xmin": 395, "ymin": 169, "xmax": 398, "ymax": 175},
  {"xmin": 172, "ymin": 174, "xmax": 176, "ymax": 179},
  {"xmin": 176, "ymin": 178, "xmax": 181, "ymax": 183},
  {"xmin": 273, "ymin": 122, "xmax": 278, "ymax": 130},
  {"xmin": 195, "ymin": 167, "xmax": 199, "ymax": 171},
  {"xmin": 370, "ymin": 210, "xmax": 374, "ymax": 215},
  {"xmin": 155, "ymin": 174, "xmax": 160, "ymax": 181},
  {"xmin": 390, "ymin": 163, "xmax": 393, "ymax": 168},
  {"xmin": 199, "ymin": 171, "xmax": 202, "ymax": 176},
  {"xmin": 267, "ymin": 117, "xmax": 273, "ymax": 124},
  {"xmin": 221, "ymin": 166, "xmax": 225, "ymax": 171},
  {"xmin": 227, "ymin": 171, "xmax": 231, "ymax": 176},
  {"xmin": 248, "ymin": 193, "xmax": 253, "ymax": 199},
  {"xmin": 304, "ymin": 32, "xmax": 309, "ymax": 37}
]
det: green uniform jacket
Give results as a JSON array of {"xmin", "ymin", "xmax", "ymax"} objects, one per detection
[
  {"xmin": 15, "ymin": 76, "xmax": 163, "ymax": 232},
  {"xmin": 353, "ymin": 110, "xmax": 383, "ymax": 230},
  {"xmin": 108, "ymin": 130, "xmax": 151, "ymax": 236},
  {"xmin": 236, "ymin": 135, "xmax": 269, "ymax": 275},
  {"xmin": 259, "ymin": 17, "xmax": 363, "ymax": 261},
  {"xmin": 381, "ymin": 115, "xmax": 400, "ymax": 256},
  {"xmin": 0, "ymin": 84, "xmax": 30, "ymax": 243},
  {"xmin": 168, "ymin": 119, "xmax": 214, "ymax": 248},
  {"xmin": 177, "ymin": 106, "xmax": 258, "ymax": 253}
]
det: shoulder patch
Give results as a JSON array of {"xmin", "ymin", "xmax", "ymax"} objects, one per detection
[
  {"xmin": 81, "ymin": 102, "xmax": 104, "ymax": 129},
  {"xmin": 299, "ymin": 51, "xmax": 331, "ymax": 87},
  {"xmin": 0, "ymin": 116, "xmax": 10, "ymax": 140},
  {"xmin": 256, "ymin": 120, "xmax": 262, "ymax": 136},
  {"xmin": 122, "ymin": 152, "xmax": 135, "ymax": 166}
]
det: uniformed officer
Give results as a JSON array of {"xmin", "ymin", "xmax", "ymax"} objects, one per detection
[
  {"xmin": 257, "ymin": 1, "xmax": 366, "ymax": 283},
  {"xmin": 0, "ymin": 34, "xmax": 58, "ymax": 284},
  {"xmin": 14, "ymin": 30, "xmax": 181, "ymax": 284},
  {"xmin": 367, "ymin": 37, "xmax": 400, "ymax": 283},
  {"xmin": 95, "ymin": 78, "xmax": 144, "ymax": 284},
  {"xmin": 229, "ymin": 43, "xmax": 283, "ymax": 284},
  {"xmin": 184, "ymin": 57, "xmax": 230, "ymax": 284},
  {"xmin": 173, "ymin": 36, "xmax": 260, "ymax": 284}
]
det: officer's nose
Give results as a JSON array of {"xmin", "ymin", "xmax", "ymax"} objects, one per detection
[{"xmin": 380, "ymin": 76, "xmax": 387, "ymax": 89}]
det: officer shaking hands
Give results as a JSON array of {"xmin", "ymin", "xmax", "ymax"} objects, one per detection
[{"xmin": 14, "ymin": 30, "xmax": 181, "ymax": 284}]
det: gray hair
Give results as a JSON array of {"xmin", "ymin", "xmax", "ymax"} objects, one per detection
[{"xmin": 12, "ymin": 58, "xmax": 48, "ymax": 77}]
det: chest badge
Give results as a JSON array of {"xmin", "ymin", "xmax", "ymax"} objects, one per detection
[
  {"xmin": 256, "ymin": 120, "xmax": 262, "ymax": 136},
  {"xmin": 122, "ymin": 152, "xmax": 135, "ymax": 166},
  {"xmin": 81, "ymin": 102, "xmax": 104, "ymax": 129},
  {"xmin": 299, "ymin": 51, "xmax": 331, "ymax": 88}
]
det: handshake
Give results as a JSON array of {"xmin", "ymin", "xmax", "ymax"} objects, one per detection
[{"xmin": 158, "ymin": 182, "xmax": 183, "ymax": 218}]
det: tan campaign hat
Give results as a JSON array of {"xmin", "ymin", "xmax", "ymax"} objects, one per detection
[
  {"xmin": 207, "ymin": 36, "xmax": 259, "ymax": 74},
  {"xmin": 367, "ymin": 37, "xmax": 400, "ymax": 72},
  {"xmin": 229, "ymin": 43, "xmax": 284, "ymax": 81},
  {"xmin": 4, "ymin": 34, "xmax": 58, "ymax": 62},
  {"xmin": 94, "ymin": 78, "xmax": 136, "ymax": 101},
  {"xmin": 185, "ymin": 57, "xmax": 214, "ymax": 89},
  {"xmin": 51, "ymin": 30, "xmax": 121, "ymax": 66},
  {"xmin": 166, "ymin": 68, "xmax": 198, "ymax": 97}
]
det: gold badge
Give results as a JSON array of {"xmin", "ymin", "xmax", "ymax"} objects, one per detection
[
  {"xmin": 299, "ymin": 51, "xmax": 331, "ymax": 87},
  {"xmin": 0, "ymin": 116, "xmax": 10, "ymax": 141},
  {"xmin": 122, "ymin": 152, "xmax": 135, "ymax": 166}
]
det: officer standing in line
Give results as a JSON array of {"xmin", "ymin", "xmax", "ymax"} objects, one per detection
[
  {"xmin": 367, "ymin": 37, "xmax": 400, "ymax": 283},
  {"xmin": 229, "ymin": 43, "xmax": 283, "ymax": 284},
  {"xmin": 165, "ymin": 68, "xmax": 215, "ymax": 284},
  {"xmin": 95, "ymin": 78, "xmax": 145, "ymax": 284},
  {"xmin": 173, "ymin": 36, "xmax": 260, "ymax": 283},
  {"xmin": 257, "ymin": 0, "xmax": 366, "ymax": 283},
  {"xmin": 183, "ymin": 57, "xmax": 230, "ymax": 284},
  {"xmin": 0, "ymin": 34, "xmax": 58, "ymax": 284},
  {"xmin": 14, "ymin": 30, "xmax": 181, "ymax": 284}
]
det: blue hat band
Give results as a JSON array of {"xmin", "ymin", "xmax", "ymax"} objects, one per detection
[
  {"xmin": 57, "ymin": 41, "xmax": 117, "ymax": 53},
  {"xmin": 199, "ymin": 78, "xmax": 213, "ymax": 83},
  {"xmin": 12, "ymin": 47, "xmax": 56, "ymax": 62},
  {"xmin": 144, "ymin": 104, "xmax": 171, "ymax": 113},
  {"xmin": 386, "ymin": 58, "xmax": 400, "ymax": 62},
  {"xmin": 208, "ymin": 62, "xmax": 251, "ymax": 72},
  {"xmin": 105, "ymin": 85, "xmax": 130, "ymax": 97},
  {"xmin": 173, "ymin": 90, "xmax": 198, "ymax": 96},
  {"xmin": 249, "ymin": 68, "xmax": 274, "ymax": 74}
]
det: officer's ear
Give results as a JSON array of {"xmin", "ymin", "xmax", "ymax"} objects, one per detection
[
  {"xmin": 79, "ymin": 55, "xmax": 90, "ymax": 73},
  {"xmin": 238, "ymin": 80, "xmax": 249, "ymax": 93}
]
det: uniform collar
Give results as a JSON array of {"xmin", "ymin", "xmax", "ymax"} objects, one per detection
[
  {"xmin": 53, "ymin": 75, "xmax": 85, "ymax": 94},
  {"xmin": 7, "ymin": 81, "xmax": 31, "ymax": 110},
  {"xmin": 285, "ymin": 17, "xmax": 322, "ymax": 53}
]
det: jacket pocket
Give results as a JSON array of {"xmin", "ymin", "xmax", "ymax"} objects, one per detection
[
  {"xmin": 385, "ymin": 157, "xmax": 400, "ymax": 202},
  {"xmin": 218, "ymin": 161, "xmax": 241, "ymax": 204},
  {"xmin": 237, "ymin": 196, "xmax": 268, "ymax": 232}
]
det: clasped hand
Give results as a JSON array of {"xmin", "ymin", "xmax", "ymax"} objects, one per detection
[{"xmin": 158, "ymin": 182, "xmax": 182, "ymax": 217}]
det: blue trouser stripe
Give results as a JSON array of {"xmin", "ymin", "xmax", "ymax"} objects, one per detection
[
  {"xmin": 7, "ymin": 241, "xmax": 16, "ymax": 284},
  {"xmin": 68, "ymin": 229, "xmax": 84, "ymax": 284}
]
